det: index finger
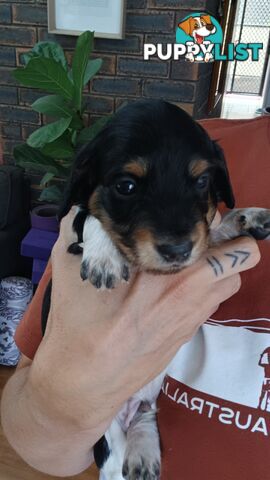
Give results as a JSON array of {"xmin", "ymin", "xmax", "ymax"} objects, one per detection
[{"xmin": 199, "ymin": 236, "xmax": 261, "ymax": 282}]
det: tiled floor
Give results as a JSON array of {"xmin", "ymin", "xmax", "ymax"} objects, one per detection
[
  {"xmin": 0, "ymin": 366, "xmax": 99, "ymax": 480},
  {"xmin": 221, "ymin": 93, "xmax": 263, "ymax": 119}
]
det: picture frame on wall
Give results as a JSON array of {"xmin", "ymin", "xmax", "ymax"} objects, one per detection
[{"xmin": 48, "ymin": 0, "xmax": 126, "ymax": 39}]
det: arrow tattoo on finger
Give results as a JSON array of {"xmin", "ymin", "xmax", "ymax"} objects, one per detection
[
  {"xmin": 225, "ymin": 250, "xmax": 250, "ymax": 267},
  {"xmin": 207, "ymin": 250, "xmax": 250, "ymax": 277}
]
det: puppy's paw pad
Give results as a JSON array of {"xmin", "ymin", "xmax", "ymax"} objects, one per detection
[
  {"xmin": 122, "ymin": 457, "xmax": 160, "ymax": 480},
  {"xmin": 80, "ymin": 260, "xmax": 89, "ymax": 281},
  {"xmin": 89, "ymin": 267, "xmax": 103, "ymax": 289},
  {"xmin": 80, "ymin": 262, "xmax": 117, "ymax": 289},
  {"xmin": 105, "ymin": 273, "xmax": 116, "ymax": 289},
  {"xmin": 80, "ymin": 252, "xmax": 129, "ymax": 289}
]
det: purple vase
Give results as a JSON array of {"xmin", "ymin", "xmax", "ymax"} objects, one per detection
[{"xmin": 30, "ymin": 204, "xmax": 59, "ymax": 232}]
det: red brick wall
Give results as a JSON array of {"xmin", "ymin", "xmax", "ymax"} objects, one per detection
[{"xmin": 0, "ymin": 0, "xmax": 218, "ymax": 197}]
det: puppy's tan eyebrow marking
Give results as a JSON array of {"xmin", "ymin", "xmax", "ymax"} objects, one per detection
[
  {"xmin": 124, "ymin": 158, "xmax": 148, "ymax": 177},
  {"xmin": 134, "ymin": 227, "xmax": 154, "ymax": 244},
  {"xmin": 189, "ymin": 159, "xmax": 209, "ymax": 177}
]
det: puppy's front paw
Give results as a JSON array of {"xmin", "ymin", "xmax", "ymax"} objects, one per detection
[
  {"xmin": 239, "ymin": 208, "xmax": 270, "ymax": 240},
  {"xmin": 80, "ymin": 258, "xmax": 129, "ymax": 289},
  {"xmin": 122, "ymin": 406, "xmax": 161, "ymax": 480},
  {"xmin": 122, "ymin": 455, "xmax": 160, "ymax": 480},
  {"xmin": 227, "ymin": 208, "xmax": 270, "ymax": 240},
  {"xmin": 204, "ymin": 52, "xmax": 213, "ymax": 62},
  {"xmin": 80, "ymin": 216, "xmax": 129, "ymax": 289},
  {"xmin": 185, "ymin": 52, "xmax": 194, "ymax": 62}
]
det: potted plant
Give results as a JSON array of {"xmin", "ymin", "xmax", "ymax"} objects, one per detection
[
  {"xmin": 13, "ymin": 31, "xmax": 110, "ymax": 282},
  {"xmin": 13, "ymin": 30, "xmax": 109, "ymax": 205}
]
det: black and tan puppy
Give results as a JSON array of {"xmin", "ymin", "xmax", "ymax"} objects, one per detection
[{"xmin": 44, "ymin": 100, "xmax": 270, "ymax": 480}]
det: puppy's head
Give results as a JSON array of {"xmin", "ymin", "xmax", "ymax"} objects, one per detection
[
  {"xmin": 61, "ymin": 100, "xmax": 234, "ymax": 272},
  {"xmin": 179, "ymin": 15, "xmax": 216, "ymax": 42}
]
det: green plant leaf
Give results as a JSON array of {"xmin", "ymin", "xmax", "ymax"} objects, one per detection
[
  {"xmin": 39, "ymin": 185, "xmax": 63, "ymax": 203},
  {"xmin": 39, "ymin": 134, "xmax": 74, "ymax": 159},
  {"xmin": 40, "ymin": 172, "xmax": 56, "ymax": 186},
  {"xmin": 84, "ymin": 58, "xmax": 102, "ymax": 85},
  {"xmin": 14, "ymin": 57, "xmax": 74, "ymax": 100},
  {"xmin": 27, "ymin": 117, "xmax": 72, "ymax": 149},
  {"xmin": 72, "ymin": 31, "xmax": 94, "ymax": 111},
  {"xmin": 14, "ymin": 144, "xmax": 66, "ymax": 176},
  {"xmin": 69, "ymin": 113, "xmax": 84, "ymax": 130},
  {"xmin": 22, "ymin": 41, "xmax": 68, "ymax": 71},
  {"xmin": 31, "ymin": 95, "xmax": 74, "ymax": 118},
  {"xmin": 77, "ymin": 116, "xmax": 110, "ymax": 144}
]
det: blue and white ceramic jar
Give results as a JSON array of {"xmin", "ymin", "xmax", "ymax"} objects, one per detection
[{"xmin": 0, "ymin": 277, "xmax": 33, "ymax": 366}]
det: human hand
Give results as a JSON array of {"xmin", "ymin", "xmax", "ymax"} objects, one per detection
[{"xmin": 30, "ymin": 209, "xmax": 260, "ymax": 433}]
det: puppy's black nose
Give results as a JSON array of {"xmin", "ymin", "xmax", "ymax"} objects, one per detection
[{"xmin": 157, "ymin": 241, "xmax": 193, "ymax": 262}]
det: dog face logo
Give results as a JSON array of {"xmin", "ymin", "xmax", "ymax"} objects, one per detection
[
  {"xmin": 144, "ymin": 12, "xmax": 262, "ymax": 63},
  {"xmin": 176, "ymin": 13, "xmax": 223, "ymax": 63},
  {"xmin": 179, "ymin": 15, "xmax": 216, "ymax": 44}
]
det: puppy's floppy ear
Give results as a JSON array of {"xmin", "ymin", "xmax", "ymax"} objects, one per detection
[
  {"xmin": 201, "ymin": 14, "xmax": 212, "ymax": 24},
  {"xmin": 58, "ymin": 140, "xmax": 99, "ymax": 220},
  {"xmin": 178, "ymin": 17, "xmax": 193, "ymax": 36},
  {"xmin": 212, "ymin": 142, "xmax": 235, "ymax": 208}
]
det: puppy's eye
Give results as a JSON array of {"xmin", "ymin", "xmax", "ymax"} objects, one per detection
[
  {"xmin": 196, "ymin": 173, "xmax": 209, "ymax": 190},
  {"xmin": 115, "ymin": 179, "xmax": 137, "ymax": 196}
]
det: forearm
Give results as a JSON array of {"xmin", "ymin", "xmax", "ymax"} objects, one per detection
[{"xmin": 1, "ymin": 366, "xmax": 108, "ymax": 477}]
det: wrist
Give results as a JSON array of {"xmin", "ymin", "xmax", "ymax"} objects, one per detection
[
  {"xmin": 2, "ymin": 367, "xmax": 96, "ymax": 476},
  {"xmin": 27, "ymin": 340, "xmax": 120, "ymax": 434}
]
